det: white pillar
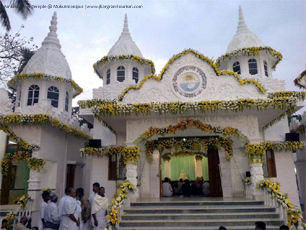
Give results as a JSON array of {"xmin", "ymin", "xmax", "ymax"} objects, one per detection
[
  {"xmin": 250, "ymin": 158, "xmax": 264, "ymax": 199},
  {"xmin": 164, "ymin": 160, "xmax": 171, "ymax": 179},
  {"xmin": 195, "ymin": 157, "xmax": 203, "ymax": 178},
  {"xmin": 126, "ymin": 163, "xmax": 139, "ymax": 201},
  {"xmin": 149, "ymin": 150, "xmax": 160, "ymax": 198}
]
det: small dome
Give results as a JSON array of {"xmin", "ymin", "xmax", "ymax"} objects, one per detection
[
  {"xmin": 22, "ymin": 12, "xmax": 72, "ymax": 79},
  {"xmin": 226, "ymin": 6, "xmax": 264, "ymax": 53},
  {"xmin": 107, "ymin": 14, "xmax": 143, "ymax": 57}
]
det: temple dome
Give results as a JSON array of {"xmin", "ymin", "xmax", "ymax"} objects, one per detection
[
  {"xmin": 226, "ymin": 6, "xmax": 264, "ymax": 53},
  {"xmin": 107, "ymin": 14, "xmax": 143, "ymax": 57},
  {"xmin": 22, "ymin": 12, "xmax": 72, "ymax": 79}
]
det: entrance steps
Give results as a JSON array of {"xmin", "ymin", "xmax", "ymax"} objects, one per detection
[{"xmin": 117, "ymin": 199, "xmax": 284, "ymax": 230}]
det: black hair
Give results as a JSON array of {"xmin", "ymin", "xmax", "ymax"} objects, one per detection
[
  {"xmin": 164, "ymin": 177, "xmax": 169, "ymax": 182},
  {"xmin": 2, "ymin": 219, "xmax": 8, "ymax": 224},
  {"xmin": 65, "ymin": 187, "xmax": 73, "ymax": 195},
  {"xmin": 93, "ymin": 182, "xmax": 100, "ymax": 188},
  {"xmin": 279, "ymin": 225, "xmax": 289, "ymax": 230},
  {"xmin": 255, "ymin": 221, "xmax": 266, "ymax": 230},
  {"xmin": 76, "ymin": 188, "xmax": 84, "ymax": 196},
  {"xmin": 219, "ymin": 227, "xmax": 227, "ymax": 230},
  {"xmin": 42, "ymin": 191, "xmax": 50, "ymax": 198}
]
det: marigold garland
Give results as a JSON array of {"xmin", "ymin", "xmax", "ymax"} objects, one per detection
[
  {"xmin": 135, "ymin": 119, "xmax": 247, "ymax": 144},
  {"xmin": 0, "ymin": 114, "xmax": 91, "ymax": 141},
  {"xmin": 93, "ymin": 55, "xmax": 155, "ymax": 78},
  {"xmin": 7, "ymin": 73, "xmax": 83, "ymax": 97},
  {"xmin": 245, "ymin": 141, "xmax": 306, "ymax": 163},
  {"xmin": 1, "ymin": 151, "xmax": 46, "ymax": 175},
  {"xmin": 117, "ymin": 49, "xmax": 266, "ymax": 101},
  {"xmin": 256, "ymin": 179, "xmax": 305, "ymax": 228},
  {"xmin": 268, "ymin": 91, "xmax": 306, "ymax": 100},
  {"xmin": 14, "ymin": 194, "xmax": 32, "ymax": 209},
  {"xmin": 294, "ymin": 70, "xmax": 306, "ymax": 90},
  {"xmin": 215, "ymin": 46, "xmax": 283, "ymax": 70},
  {"xmin": 243, "ymin": 177, "xmax": 251, "ymax": 185},
  {"xmin": 80, "ymin": 146, "xmax": 140, "ymax": 165},
  {"xmin": 108, "ymin": 181, "xmax": 136, "ymax": 226},
  {"xmin": 146, "ymin": 137, "xmax": 233, "ymax": 163},
  {"xmin": 4, "ymin": 212, "xmax": 17, "ymax": 229}
]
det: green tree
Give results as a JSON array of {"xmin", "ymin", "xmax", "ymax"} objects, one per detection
[{"xmin": 0, "ymin": 0, "xmax": 33, "ymax": 31}]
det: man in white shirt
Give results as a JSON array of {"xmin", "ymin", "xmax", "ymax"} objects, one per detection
[
  {"xmin": 44, "ymin": 192, "xmax": 59, "ymax": 230},
  {"xmin": 59, "ymin": 187, "xmax": 79, "ymax": 230},
  {"xmin": 89, "ymin": 182, "xmax": 100, "ymax": 206},
  {"xmin": 38, "ymin": 190, "xmax": 50, "ymax": 230},
  {"xmin": 162, "ymin": 177, "xmax": 173, "ymax": 197},
  {"xmin": 92, "ymin": 187, "xmax": 109, "ymax": 229}
]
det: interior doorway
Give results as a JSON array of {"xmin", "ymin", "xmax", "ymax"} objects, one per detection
[{"xmin": 207, "ymin": 148, "xmax": 223, "ymax": 197}]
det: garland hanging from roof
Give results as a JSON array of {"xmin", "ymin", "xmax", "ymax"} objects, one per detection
[
  {"xmin": 7, "ymin": 73, "xmax": 83, "ymax": 97},
  {"xmin": 135, "ymin": 119, "xmax": 248, "ymax": 143},
  {"xmin": 80, "ymin": 146, "xmax": 140, "ymax": 165},
  {"xmin": 0, "ymin": 114, "xmax": 91, "ymax": 141},
  {"xmin": 93, "ymin": 55, "xmax": 155, "ymax": 77},
  {"xmin": 294, "ymin": 70, "xmax": 306, "ymax": 90},
  {"xmin": 244, "ymin": 141, "xmax": 306, "ymax": 163},
  {"xmin": 146, "ymin": 137, "xmax": 233, "ymax": 163},
  {"xmin": 268, "ymin": 91, "xmax": 306, "ymax": 100},
  {"xmin": 116, "ymin": 49, "xmax": 266, "ymax": 101},
  {"xmin": 215, "ymin": 46, "xmax": 283, "ymax": 70}
]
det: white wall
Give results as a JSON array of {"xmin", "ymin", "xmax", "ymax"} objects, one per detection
[{"xmin": 0, "ymin": 130, "xmax": 7, "ymax": 187}]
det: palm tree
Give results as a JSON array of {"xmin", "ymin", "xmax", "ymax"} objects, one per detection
[{"xmin": 0, "ymin": 0, "xmax": 33, "ymax": 31}]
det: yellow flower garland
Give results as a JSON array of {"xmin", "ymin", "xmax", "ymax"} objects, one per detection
[
  {"xmin": 215, "ymin": 46, "xmax": 283, "ymax": 70},
  {"xmin": 245, "ymin": 141, "xmax": 306, "ymax": 163},
  {"xmin": 117, "ymin": 49, "xmax": 266, "ymax": 101},
  {"xmin": 0, "ymin": 114, "xmax": 91, "ymax": 141},
  {"xmin": 257, "ymin": 179, "xmax": 305, "ymax": 228},
  {"xmin": 80, "ymin": 146, "xmax": 140, "ymax": 165},
  {"xmin": 7, "ymin": 73, "xmax": 83, "ymax": 98}
]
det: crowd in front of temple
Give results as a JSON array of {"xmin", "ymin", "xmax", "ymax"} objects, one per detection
[{"xmin": 162, "ymin": 177, "xmax": 210, "ymax": 197}]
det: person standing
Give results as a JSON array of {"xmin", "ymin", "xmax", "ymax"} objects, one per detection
[
  {"xmin": 91, "ymin": 187, "xmax": 109, "ymax": 230},
  {"xmin": 89, "ymin": 183, "xmax": 100, "ymax": 206},
  {"xmin": 38, "ymin": 190, "xmax": 50, "ymax": 230},
  {"xmin": 76, "ymin": 188, "xmax": 90, "ymax": 230},
  {"xmin": 44, "ymin": 192, "xmax": 59, "ymax": 230},
  {"xmin": 58, "ymin": 188, "xmax": 79, "ymax": 230}
]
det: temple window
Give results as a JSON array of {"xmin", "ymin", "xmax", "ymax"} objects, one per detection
[
  {"xmin": 133, "ymin": 67, "xmax": 139, "ymax": 83},
  {"xmin": 233, "ymin": 62, "xmax": 241, "ymax": 74},
  {"xmin": 65, "ymin": 92, "xmax": 69, "ymax": 112},
  {"xmin": 117, "ymin": 66, "xmax": 125, "ymax": 82},
  {"xmin": 264, "ymin": 61, "xmax": 269, "ymax": 77},
  {"xmin": 248, "ymin": 59, "xmax": 258, "ymax": 75},
  {"xmin": 106, "ymin": 69, "xmax": 111, "ymax": 85},
  {"xmin": 47, "ymin": 86, "xmax": 59, "ymax": 108},
  {"xmin": 27, "ymin": 85, "xmax": 39, "ymax": 106}
]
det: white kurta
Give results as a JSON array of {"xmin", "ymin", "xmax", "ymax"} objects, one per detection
[
  {"xmin": 38, "ymin": 201, "xmax": 48, "ymax": 230},
  {"xmin": 44, "ymin": 202, "xmax": 60, "ymax": 230},
  {"xmin": 91, "ymin": 194, "xmax": 109, "ymax": 230},
  {"xmin": 59, "ymin": 196, "xmax": 78, "ymax": 230},
  {"xmin": 162, "ymin": 182, "xmax": 173, "ymax": 197},
  {"xmin": 88, "ymin": 192, "xmax": 95, "ymax": 206}
]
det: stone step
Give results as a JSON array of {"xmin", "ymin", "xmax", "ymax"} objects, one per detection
[
  {"xmin": 130, "ymin": 200, "xmax": 264, "ymax": 207},
  {"xmin": 119, "ymin": 219, "xmax": 284, "ymax": 227},
  {"xmin": 122, "ymin": 212, "xmax": 280, "ymax": 221},
  {"xmin": 124, "ymin": 206, "xmax": 277, "ymax": 214},
  {"xmin": 117, "ymin": 226, "xmax": 281, "ymax": 230}
]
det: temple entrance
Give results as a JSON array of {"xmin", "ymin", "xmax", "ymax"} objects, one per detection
[{"xmin": 160, "ymin": 147, "xmax": 223, "ymax": 198}]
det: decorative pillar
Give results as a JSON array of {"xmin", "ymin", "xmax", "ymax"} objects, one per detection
[
  {"xmin": 164, "ymin": 159, "xmax": 171, "ymax": 179},
  {"xmin": 195, "ymin": 156, "xmax": 203, "ymax": 179},
  {"xmin": 250, "ymin": 158, "xmax": 264, "ymax": 199}
]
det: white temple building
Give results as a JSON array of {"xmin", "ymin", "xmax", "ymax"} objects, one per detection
[{"xmin": 0, "ymin": 6, "xmax": 305, "ymax": 229}]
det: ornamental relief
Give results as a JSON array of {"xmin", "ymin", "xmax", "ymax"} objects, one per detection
[
  {"xmin": 122, "ymin": 53, "xmax": 265, "ymax": 104},
  {"xmin": 126, "ymin": 115, "xmax": 259, "ymax": 143}
]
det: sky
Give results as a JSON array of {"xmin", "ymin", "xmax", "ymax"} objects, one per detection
[{"xmin": 3, "ymin": 0, "xmax": 306, "ymax": 109}]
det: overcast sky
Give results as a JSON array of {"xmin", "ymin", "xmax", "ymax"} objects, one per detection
[{"xmin": 4, "ymin": 0, "xmax": 306, "ymax": 109}]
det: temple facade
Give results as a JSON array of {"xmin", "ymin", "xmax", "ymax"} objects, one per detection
[{"xmin": 0, "ymin": 6, "xmax": 305, "ymax": 227}]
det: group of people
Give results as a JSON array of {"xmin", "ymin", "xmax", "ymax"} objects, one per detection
[
  {"xmin": 218, "ymin": 222, "xmax": 290, "ymax": 230},
  {"xmin": 162, "ymin": 177, "xmax": 210, "ymax": 197},
  {"xmin": 1, "ymin": 182, "xmax": 108, "ymax": 230}
]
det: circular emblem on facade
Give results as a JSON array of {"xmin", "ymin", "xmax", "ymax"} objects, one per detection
[{"xmin": 172, "ymin": 66, "xmax": 207, "ymax": 98}]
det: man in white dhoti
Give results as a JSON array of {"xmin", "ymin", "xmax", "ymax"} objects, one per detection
[
  {"xmin": 91, "ymin": 187, "xmax": 109, "ymax": 229},
  {"xmin": 38, "ymin": 190, "xmax": 50, "ymax": 230},
  {"xmin": 59, "ymin": 188, "xmax": 80, "ymax": 230},
  {"xmin": 89, "ymin": 182, "xmax": 100, "ymax": 206},
  {"xmin": 44, "ymin": 192, "xmax": 59, "ymax": 230}
]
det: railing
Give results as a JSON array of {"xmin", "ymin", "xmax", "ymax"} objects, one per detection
[{"xmin": 12, "ymin": 199, "xmax": 33, "ymax": 228}]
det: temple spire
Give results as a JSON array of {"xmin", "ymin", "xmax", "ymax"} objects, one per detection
[
  {"xmin": 237, "ymin": 6, "xmax": 250, "ymax": 34},
  {"xmin": 119, "ymin": 14, "xmax": 131, "ymax": 40},
  {"xmin": 42, "ymin": 12, "xmax": 61, "ymax": 49}
]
